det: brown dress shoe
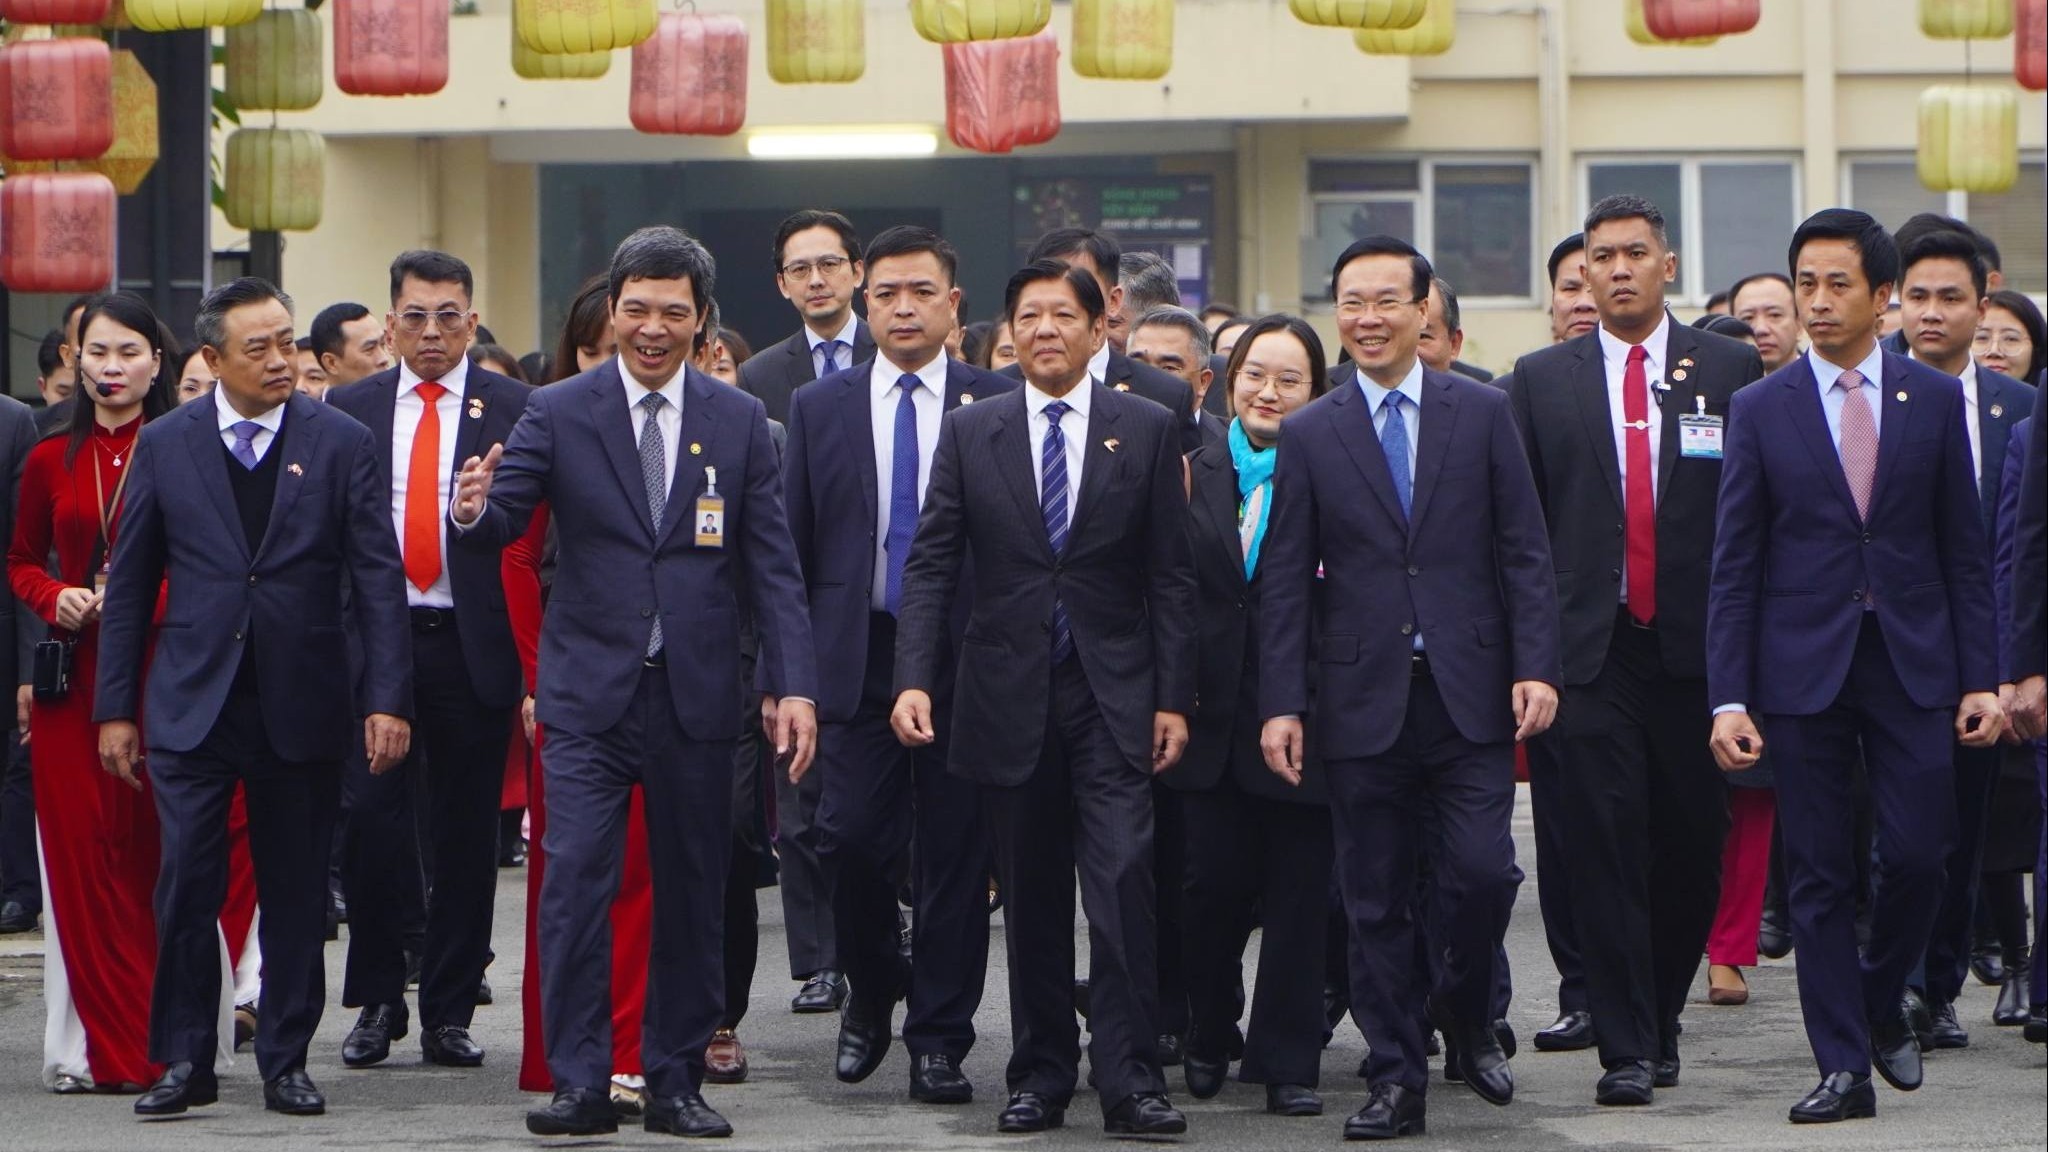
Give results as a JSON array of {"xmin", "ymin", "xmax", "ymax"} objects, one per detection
[
  {"xmin": 705, "ymin": 1028, "xmax": 748, "ymax": 1084},
  {"xmin": 1707, "ymin": 965, "xmax": 1749, "ymax": 1006}
]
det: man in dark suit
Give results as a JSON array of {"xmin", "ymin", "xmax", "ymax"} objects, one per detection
[
  {"xmin": 891, "ymin": 260, "xmax": 1197, "ymax": 1138},
  {"xmin": 736, "ymin": 208, "xmax": 869, "ymax": 1012},
  {"xmin": 1416, "ymin": 277, "xmax": 1495, "ymax": 383},
  {"xmin": 2007, "ymin": 413, "xmax": 2046, "ymax": 1044},
  {"xmin": 30, "ymin": 297, "xmax": 92, "ymax": 438},
  {"xmin": 1506, "ymin": 195, "xmax": 1765, "ymax": 1106},
  {"xmin": 1260, "ymin": 237, "xmax": 1558, "ymax": 1140},
  {"xmin": 453, "ymin": 226, "xmax": 817, "ymax": 1140},
  {"xmin": 782, "ymin": 225, "xmax": 1013, "ymax": 1105},
  {"xmin": 325, "ymin": 250, "xmax": 534, "ymax": 1070},
  {"xmin": 1708, "ymin": 209, "xmax": 2006, "ymax": 1124},
  {"xmin": 96, "ymin": 277, "xmax": 415, "ymax": 1118},
  {"xmin": 1128, "ymin": 305, "xmax": 1224, "ymax": 453}
]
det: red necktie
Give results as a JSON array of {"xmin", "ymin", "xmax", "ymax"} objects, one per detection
[
  {"xmin": 405, "ymin": 381, "xmax": 447, "ymax": 593},
  {"xmin": 1623, "ymin": 345, "xmax": 1656, "ymax": 624}
]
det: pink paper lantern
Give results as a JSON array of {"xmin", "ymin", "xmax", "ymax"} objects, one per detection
[
  {"xmin": 333, "ymin": 0, "xmax": 449, "ymax": 97},
  {"xmin": 1, "ymin": 172, "xmax": 117, "ymax": 294},
  {"xmin": 943, "ymin": 31, "xmax": 1060, "ymax": 154},
  {"xmin": 1642, "ymin": 0, "xmax": 1759, "ymax": 39},
  {"xmin": 0, "ymin": 38, "xmax": 113, "ymax": 162},
  {"xmin": 629, "ymin": 12, "xmax": 748, "ymax": 136}
]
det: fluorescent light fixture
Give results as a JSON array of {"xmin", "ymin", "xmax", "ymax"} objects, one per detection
[{"xmin": 746, "ymin": 130, "xmax": 939, "ymax": 160}]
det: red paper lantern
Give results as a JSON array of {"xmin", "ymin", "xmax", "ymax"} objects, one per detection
[
  {"xmin": 1, "ymin": 172, "xmax": 116, "ymax": 294},
  {"xmin": 629, "ymin": 12, "xmax": 748, "ymax": 136},
  {"xmin": 0, "ymin": 0, "xmax": 112, "ymax": 22},
  {"xmin": 2019, "ymin": 0, "xmax": 2046, "ymax": 92},
  {"xmin": 1642, "ymin": 0, "xmax": 1758, "ymax": 39},
  {"xmin": 943, "ymin": 30, "xmax": 1059, "ymax": 155},
  {"xmin": 333, "ymin": 0, "xmax": 449, "ymax": 97},
  {"xmin": 0, "ymin": 38, "xmax": 113, "ymax": 163}
]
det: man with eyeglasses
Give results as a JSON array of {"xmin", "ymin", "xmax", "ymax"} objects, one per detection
[
  {"xmin": 741, "ymin": 210, "xmax": 875, "ymax": 428},
  {"xmin": 324, "ymin": 249, "xmax": 537, "ymax": 1073}
]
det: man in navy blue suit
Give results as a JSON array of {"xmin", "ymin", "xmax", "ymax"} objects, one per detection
[
  {"xmin": 782, "ymin": 225, "xmax": 1013, "ymax": 1104},
  {"xmin": 1708, "ymin": 209, "xmax": 2006, "ymax": 1125},
  {"xmin": 1259, "ymin": 237, "xmax": 1559, "ymax": 1141},
  {"xmin": 451, "ymin": 226, "xmax": 817, "ymax": 1140},
  {"xmin": 96, "ymin": 277, "xmax": 415, "ymax": 1119}
]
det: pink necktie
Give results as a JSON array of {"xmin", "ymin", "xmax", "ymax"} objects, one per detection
[{"xmin": 1836, "ymin": 369, "xmax": 1877, "ymax": 521}]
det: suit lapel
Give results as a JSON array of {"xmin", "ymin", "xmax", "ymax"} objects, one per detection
[
  {"xmin": 1871, "ymin": 354, "xmax": 1917, "ymax": 512},
  {"xmin": 1976, "ymin": 372, "xmax": 2014, "ymax": 498},
  {"xmin": 1405, "ymin": 371, "xmax": 1459, "ymax": 540},
  {"xmin": 253, "ymin": 395, "xmax": 322, "ymax": 564},
  {"xmin": 450, "ymin": 372, "xmax": 491, "ymax": 485},
  {"xmin": 1067, "ymin": 383, "xmax": 1120, "ymax": 541},
  {"xmin": 590, "ymin": 362, "xmax": 657, "ymax": 539},
  {"xmin": 360, "ymin": 372, "xmax": 399, "ymax": 491},
  {"xmin": 185, "ymin": 400, "xmax": 248, "ymax": 559},
  {"xmin": 1104, "ymin": 351, "xmax": 1133, "ymax": 393},
  {"xmin": 851, "ymin": 320, "xmax": 877, "ymax": 367},
  {"xmin": 1781, "ymin": 358, "xmax": 1861, "ymax": 522},
  {"xmin": 1568, "ymin": 335, "xmax": 1625, "ymax": 517},
  {"xmin": 1192, "ymin": 449, "xmax": 1248, "ymax": 594},
  {"xmin": 842, "ymin": 361, "xmax": 879, "ymax": 532},
  {"xmin": 1328, "ymin": 381, "xmax": 1409, "ymax": 531},
  {"xmin": 988, "ymin": 391, "xmax": 1054, "ymax": 564},
  {"xmin": 1657, "ymin": 323, "xmax": 1696, "ymax": 500},
  {"xmin": 656, "ymin": 369, "xmax": 718, "ymax": 550}
]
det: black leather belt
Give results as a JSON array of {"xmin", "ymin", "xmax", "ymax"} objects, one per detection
[{"xmin": 410, "ymin": 607, "xmax": 455, "ymax": 632}]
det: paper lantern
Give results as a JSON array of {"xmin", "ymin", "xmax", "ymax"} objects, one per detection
[
  {"xmin": 1917, "ymin": 85, "xmax": 2018, "ymax": 193},
  {"xmin": 1288, "ymin": 0, "xmax": 1424, "ymax": 30},
  {"xmin": 1, "ymin": 172, "xmax": 115, "ymax": 294},
  {"xmin": 1355, "ymin": 0, "xmax": 1453, "ymax": 54},
  {"xmin": 226, "ymin": 9, "xmax": 323, "ymax": 111},
  {"xmin": 629, "ymin": 12, "xmax": 747, "ymax": 136},
  {"xmin": 911, "ymin": 0, "xmax": 1051, "ymax": 43},
  {"xmin": 0, "ymin": 0, "xmax": 111, "ymax": 23},
  {"xmin": 944, "ymin": 30, "xmax": 1059, "ymax": 154},
  {"xmin": 2019, "ymin": 0, "xmax": 2045, "ymax": 90},
  {"xmin": 79, "ymin": 48, "xmax": 157, "ymax": 194},
  {"xmin": 515, "ymin": 0, "xmax": 656, "ymax": 55},
  {"xmin": 123, "ymin": 0, "xmax": 258, "ymax": 30},
  {"xmin": 766, "ymin": 0, "xmax": 864, "ymax": 83},
  {"xmin": 1642, "ymin": 0, "xmax": 1758, "ymax": 39},
  {"xmin": 512, "ymin": 23, "xmax": 610, "ymax": 78},
  {"xmin": 0, "ymin": 39, "xmax": 112, "ymax": 163},
  {"xmin": 1625, "ymin": 0, "xmax": 1717, "ymax": 44},
  {"xmin": 1919, "ymin": 0, "xmax": 2014, "ymax": 38},
  {"xmin": 334, "ymin": 0, "xmax": 449, "ymax": 96},
  {"xmin": 1071, "ymin": 0, "xmax": 1172, "ymax": 79},
  {"xmin": 224, "ymin": 126, "xmax": 325, "ymax": 231}
]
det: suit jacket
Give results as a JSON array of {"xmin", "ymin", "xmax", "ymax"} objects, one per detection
[
  {"xmin": 781, "ymin": 356, "xmax": 1016, "ymax": 721},
  {"xmin": 2010, "ymin": 410, "xmax": 2047, "ymax": 681},
  {"xmin": 0, "ymin": 396, "xmax": 39, "ymax": 692},
  {"xmin": 1002, "ymin": 349, "xmax": 1200, "ymax": 454},
  {"xmin": 1994, "ymin": 418, "xmax": 2032, "ymax": 680},
  {"xmin": 325, "ymin": 365, "xmax": 535, "ymax": 710},
  {"xmin": 1331, "ymin": 360, "xmax": 1493, "ymax": 391},
  {"xmin": 1970, "ymin": 368, "xmax": 2036, "ymax": 536},
  {"xmin": 738, "ymin": 320, "xmax": 877, "ymax": 426},
  {"xmin": 454, "ymin": 359, "xmax": 816, "ymax": 738},
  {"xmin": 1195, "ymin": 410, "xmax": 1228, "ymax": 452},
  {"xmin": 32, "ymin": 397, "xmax": 71, "ymax": 439},
  {"xmin": 1506, "ymin": 321, "xmax": 1765, "ymax": 684},
  {"xmin": 1707, "ymin": 351, "xmax": 1996, "ymax": 715},
  {"xmin": 893, "ymin": 382, "xmax": 1198, "ymax": 784},
  {"xmin": 1451, "ymin": 358, "xmax": 1496, "ymax": 383},
  {"xmin": 1260, "ymin": 367, "xmax": 1559, "ymax": 758},
  {"xmin": 93, "ymin": 394, "xmax": 415, "ymax": 757}
]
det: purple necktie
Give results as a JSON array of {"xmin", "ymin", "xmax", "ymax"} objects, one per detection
[
  {"xmin": 1836, "ymin": 369, "xmax": 1877, "ymax": 521},
  {"xmin": 231, "ymin": 421, "xmax": 262, "ymax": 470}
]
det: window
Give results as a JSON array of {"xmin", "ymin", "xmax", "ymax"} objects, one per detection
[
  {"xmin": 1305, "ymin": 158, "xmax": 1535, "ymax": 302},
  {"xmin": 1580, "ymin": 157, "xmax": 1799, "ymax": 303},
  {"xmin": 1845, "ymin": 156, "xmax": 2048, "ymax": 293}
]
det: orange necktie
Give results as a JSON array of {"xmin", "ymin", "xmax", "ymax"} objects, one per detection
[{"xmin": 405, "ymin": 381, "xmax": 447, "ymax": 592}]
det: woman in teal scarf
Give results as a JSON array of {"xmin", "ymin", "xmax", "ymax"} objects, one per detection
[{"xmin": 1164, "ymin": 313, "xmax": 1334, "ymax": 1118}]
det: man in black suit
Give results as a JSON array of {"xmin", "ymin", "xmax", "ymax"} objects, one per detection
[
  {"xmin": 1260, "ymin": 236, "xmax": 1557, "ymax": 1140},
  {"xmin": 891, "ymin": 260, "xmax": 1197, "ymax": 1138},
  {"xmin": 310, "ymin": 301, "xmax": 394, "ymax": 390},
  {"xmin": 1506, "ymin": 195, "xmax": 1765, "ymax": 1105},
  {"xmin": 31, "ymin": 298, "xmax": 93, "ymax": 437},
  {"xmin": 737, "ymin": 209, "xmax": 869, "ymax": 1013},
  {"xmin": 97, "ymin": 277, "xmax": 415, "ymax": 1118},
  {"xmin": 325, "ymin": 250, "xmax": 534, "ymax": 1070},
  {"xmin": 1416, "ymin": 277, "xmax": 1494, "ymax": 383},
  {"xmin": 1127, "ymin": 305, "xmax": 1222, "ymax": 451}
]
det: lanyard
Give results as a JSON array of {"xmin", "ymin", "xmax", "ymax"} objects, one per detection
[{"xmin": 92, "ymin": 439, "xmax": 137, "ymax": 564}]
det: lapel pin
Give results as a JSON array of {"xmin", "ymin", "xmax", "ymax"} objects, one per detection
[
  {"xmin": 1671, "ymin": 369, "xmax": 1688, "ymax": 382},
  {"xmin": 1114, "ymin": 382, "xmax": 1131, "ymax": 392},
  {"xmin": 1990, "ymin": 402, "xmax": 2004, "ymax": 418},
  {"xmin": 288, "ymin": 463, "xmax": 304, "ymax": 476},
  {"xmin": 1104, "ymin": 437, "xmax": 1121, "ymax": 453},
  {"xmin": 689, "ymin": 442, "xmax": 703, "ymax": 455},
  {"xmin": 1896, "ymin": 391, "xmax": 1908, "ymax": 402},
  {"xmin": 1678, "ymin": 357, "xmax": 1695, "ymax": 368},
  {"xmin": 959, "ymin": 392, "xmax": 974, "ymax": 405}
]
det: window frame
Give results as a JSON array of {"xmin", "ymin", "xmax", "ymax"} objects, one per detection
[
  {"xmin": 1303, "ymin": 153, "xmax": 1541, "ymax": 308},
  {"xmin": 1841, "ymin": 152, "xmax": 2048, "ymax": 294},
  {"xmin": 1577, "ymin": 154, "xmax": 1803, "ymax": 306}
]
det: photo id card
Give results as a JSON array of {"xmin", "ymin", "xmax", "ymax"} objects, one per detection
[
  {"xmin": 695, "ymin": 465, "xmax": 726, "ymax": 549},
  {"xmin": 1678, "ymin": 413, "xmax": 1724, "ymax": 459}
]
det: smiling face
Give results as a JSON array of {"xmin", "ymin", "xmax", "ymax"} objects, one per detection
[
  {"xmin": 78, "ymin": 314, "xmax": 160, "ymax": 416},
  {"xmin": 776, "ymin": 224, "xmax": 863, "ymax": 335},
  {"xmin": 1334, "ymin": 254, "xmax": 1425, "ymax": 387},
  {"xmin": 1793, "ymin": 237, "xmax": 1888, "ymax": 366},
  {"xmin": 1732, "ymin": 277, "xmax": 1800, "ymax": 371},
  {"xmin": 1585, "ymin": 215, "xmax": 1676, "ymax": 340},
  {"xmin": 205, "ymin": 297, "xmax": 297, "ymax": 418},
  {"xmin": 609, "ymin": 276, "xmax": 701, "ymax": 389},
  {"xmin": 865, "ymin": 250, "xmax": 960, "ymax": 371},
  {"xmin": 1231, "ymin": 330, "xmax": 1315, "ymax": 447},
  {"xmin": 1011, "ymin": 276, "xmax": 1103, "ymax": 396}
]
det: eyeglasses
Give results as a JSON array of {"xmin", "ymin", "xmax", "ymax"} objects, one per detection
[
  {"xmin": 1236, "ymin": 366, "xmax": 1311, "ymax": 391},
  {"xmin": 395, "ymin": 309, "xmax": 470, "ymax": 333},
  {"xmin": 1972, "ymin": 330, "xmax": 2031, "ymax": 352},
  {"xmin": 780, "ymin": 255, "xmax": 850, "ymax": 280},
  {"xmin": 1335, "ymin": 296, "xmax": 1422, "ymax": 319}
]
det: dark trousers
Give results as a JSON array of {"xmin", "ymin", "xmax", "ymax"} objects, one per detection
[
  {"xmin": 720, "ymin": 687, "xmax": 768, "ymax": 1033},
  {"xmin": 149, "ymin": 681, "xmax": 339, "ymax": 1080},
  {"xmin": 0, "ymin": 731, "xmax": 38, "ymax": 911},
  {"xmin": 1541, "ymin": 617, "xmax": 1727, "ymax": 1066},
  {"xmin": 817, "ymin": 612, "xmax": 988, "ymax": 1061},
  {"xmin": 1413, "ymin": 805, "xmax": 1518, "ymax": 1027},
  {"xmin": 1917, "ymin": 741, "xmax": 2001, "ymax": 1005},
  {"xmin": 774, "ymin": 718, "xmax": 834, "ymax": 980},
  {"xmin": 538, "ymin": 662, "xmax": 735, "ymax": 1098},
  {"xmin": 1765, "ymin": 615, "xmax": 1956, "ymax": 1077},
  {"xmin": 1181, "ymin": 778, "xmax": 1332, "ymax": 1086},
  {"xmin": 1522, "ymin": 737, "xmax": 1589, "ymax": 1016},
  {"xmin": 342, "ymin": 621, "xmax": 513, "ymax": 1028},
  {"xmin": 984, "ymin": 657, "xmax": 1163, "ymax": 1113},
  {"xmin": 1329, "ymin": 672, "xmax": 1519, "ymax": 1094},
  {"xmin": 1153, "ymin": 780, "xmax": 1188, "ymax": 1041},
  {"xmin": 2033, "ymin": 740, "xmax": 2045, "ymax": 1011}
]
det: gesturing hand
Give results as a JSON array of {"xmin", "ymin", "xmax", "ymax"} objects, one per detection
[{"xmin": 451, "ymin": 443, "xmax": 503, "ymax": 526}]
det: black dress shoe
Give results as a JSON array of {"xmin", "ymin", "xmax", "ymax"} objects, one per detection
[
  {"xmin": 1595, "ymin": 1060, "xmax": 1654, "ymax": 1106},
  {"xmin": 1182, "ymin": 1052, "xmax": 1227, "ymax": 1099},
  {"xmin": 0, "ymin": 899, "xmax": 37, "ymax": 934},
  {"xmin": 1104, "ymin": 1092, "xmax": 1186, "ymax": 1136},
  {"xmin": 342, "ymin": 1002, "xmax": 408, "ymax": 1067},
  {"xmin": 475, "ymin": 977, "xmax": 494, "ymax": 1006},
  {"xmin": 909, "ymin": 1054, "xmax": 973, "ymax": 1104},
  {"xmin": 792, "ymin": 969, "xmax": 847, "ymax": 1014},
  {"xmin": 263, "ymin": 1068, "xmax": 326, "ymax": 1116},
  {"xmin": 1431, "ymin": 1004, "xmax": 1512, "ymax": 1106},
  {"xmin": 645, "ymin": 1092, "xmax": 733, "ymax": 1138},
  {"xmin": 1901, "ymin": 987, "xmax": 1933, "ymax": 1048},
  {"xmin": 1653, "ymin": 1057, "xmax": 1680, "ymax": 1088},
  {"xmin": 1994, "ymin": 971, "xmax": 2030, "ymax": 1025},
  {"xmin": 1869, "ymin": 1003, "xmax": 1923, "ymax": 1092},
  {"xmin": 527, "ymin": 1087, "xmax": 619, "ymax": 1136},
  {"xmin": 1788, "ymin": 1072, "xmax": 1875, "ymax": 1124},
  {"xmin": 2023, "ymin": 1008, "xmax": 2046, "ymax": 1044},
  {"xmin": 1969, "ymin": 942, "xmax": 2006, "ymax": 986},
  {"xmin": 1155, "ymin": 1032, "xmax": 1184, "ymax": 1067},
  {"xmin": 1265, "ymin": 1083, "xmax": 1322, "ymax": 1116},
  {"xmin": 134, "ymin": 1062, "xmax": 217, "ymax": 1116},
  {"xmin": 1925, "ymin": 998, "xmax": 1969, "ymax": 1048},
  {"xmin": 422, "ymin": 1024, "xmax": 485, "ymax": 1066},
  {"xmin": 1757, "ymin": 910, "xmax": 1792, "ymax": 960},
  {"xmin": 1533, "ymin": 1010, "xmax": 1594, "ymax": 1052},
  {"xmin": 835, "ymin": 998, "xmax": 892, "ymax": 1083},
  {"xmin": 996, "ymin": 1091, "xmax": 1065, "ymax": 1133},
  {"xmin": 1344, "ymin": 1083, "xmax": 1424, "ymax": 1140}
]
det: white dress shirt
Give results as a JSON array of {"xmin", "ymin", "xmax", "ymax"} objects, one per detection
[
  {"xmin": 808, "ymin": 315, "xmax": 860, "ymax": 379},
  {"xmin": 620, "ymin": 353, "xmax": 685, "ymax": 508},
  {"xmin": 871, "ymin": 352, "xmax": 948, "ymax": 610},
  {"xmin": 1026, "ymin": 378, "xmax": 1092, "ymax": 517},
  {"xmin": 215, "ymin": 386, "xmax": 286, "ymax": 464},
  {"xmin": 1600, "ymin": 312, "xmax": 1670, "ymax": 606},
  {"xmin": 393, "ymin": 356, "xmax": 467, "ymax": 608},
  {"xmin": 1087, "ymin": 342, "xmax": 1112, "ymax": 386},
  {"xmin": 1911, "ymin": 348, "xmax": 1981, "ymax": 480}
]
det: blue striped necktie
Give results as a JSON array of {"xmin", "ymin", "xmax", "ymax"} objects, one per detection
[{"xmin": 1041, "ymin": 400, "xmax": 1073, "ymax": 665}]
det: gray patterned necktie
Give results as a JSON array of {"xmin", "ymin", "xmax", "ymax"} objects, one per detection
[{"xmin": 639, "ymin": 391, "xmax": 668, "ymax": 655}]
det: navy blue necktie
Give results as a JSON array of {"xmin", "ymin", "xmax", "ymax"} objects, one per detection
[
  {"xmin": 820, "ymin": 339, "xmax": 843, "ymax": 376},
  {"xmin": 1041, "ymin": 400, "xmax": 1073, "ymax": 665},
  {"xmin": 1380, "ymin": 392, "xmax": 1412, "ymax": 519},
  {"xmin": 884, "ymin": 375, "xmax": 920, "ymax": 614}
]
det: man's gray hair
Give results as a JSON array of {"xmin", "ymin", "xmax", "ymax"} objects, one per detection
[
  {"xmin": 1118, "ymin": 251, "xmax": 1181, "ymax": 317},
  {"xmin": 1131, "ymin": 304, "xmax": 1212, "ymax": 360},
  {"xmin": 195, "ymin": 277, "xmax": 294, "ymax": 352}
]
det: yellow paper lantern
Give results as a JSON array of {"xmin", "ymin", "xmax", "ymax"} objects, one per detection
[
  {"xmin": 123, "ymin": 0, "xmax": 259, "ymax": 31},
  {"xmin": 513, "ymin": 22, "xmax": 610, "ymax": 78},
  {"xmin": 910, "ymin": 0, "xmax": 1051, "ymax": 43},
  {"xmin": 1355, "ymin": 0, "xmax": 1453, "ymax": 53},
  {"xmin": 1919, "ymin": 0, "xmax": 2014, "ymax": 38},
  {"xmin": 1288, "ymin": 0, "xmax": 1424, "ymax": 30},
  {"xmin": 1071, "ymin": 0, "xmax": 1171, "ymax": 79},
  {"xmin": 81, "ymin": 48, "xmax": 157, "ymax": 194},
  {"xmin": 1917, "ymin": 85, "xmax": 2018, "ymax": 192},
  {"xmin": 515, "ymin": 0, "xmax": 656, "ymax": 55},
  {"xmin": 1625, "ymin": 0, "xmax": 1716, "ymax": 45},
  {"xmin": 224, "ymin": 126, "xmax": 324, "ymax": 231},
  {"xmin": 225, "ymin": 9, "xmax": 322, "ymax": 111},
  {"xmin": 765, "ymin": 0, "xmax": 863, "ymax": 82}
]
